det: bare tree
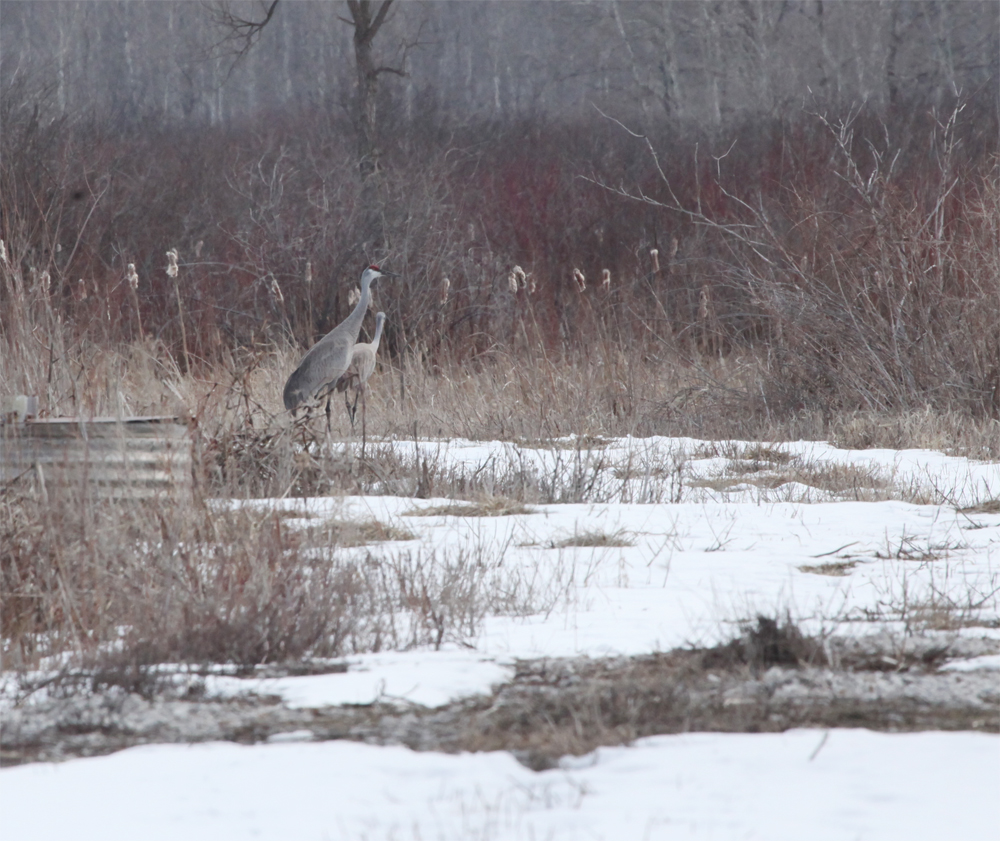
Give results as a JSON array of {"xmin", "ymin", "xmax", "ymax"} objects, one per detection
[
  {"xmin": 346, "ymin": 0, "xmax": 404, "ymax": 180},
  {"xmin": 210, "ymin": 0, "xmax": 403, "ymax": 182}
]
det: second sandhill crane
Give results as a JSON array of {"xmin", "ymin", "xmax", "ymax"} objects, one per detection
[
  {"xmin": 283, "ymin": 264, "xmax": 396, "ymax": 429},
  {"xmin": 336, "ymin": 311, "xmax": 385, "ymax": 450}
]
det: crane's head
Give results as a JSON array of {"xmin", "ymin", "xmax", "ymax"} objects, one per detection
[{"xmin": 361, "ymin": 264, "xmax": 399, "ymax": 287}]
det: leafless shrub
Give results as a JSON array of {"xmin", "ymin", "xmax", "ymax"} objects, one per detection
[{"xmin": 0, "ymin": 483, "xmax": 540, "ymax": 672}]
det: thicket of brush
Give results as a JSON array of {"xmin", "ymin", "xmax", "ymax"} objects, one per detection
[
  {"xmin": 2, "ymin": 76, "xmax": 998, "ymax": 438},
  {"xmin": 2, "ymin": 80, "xmax": 999, "ymax": 672}
]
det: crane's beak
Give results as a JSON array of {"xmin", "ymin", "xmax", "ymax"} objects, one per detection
[{"xmin": 378, "ymin": 269, "xmax": 399, "ymax": 279}]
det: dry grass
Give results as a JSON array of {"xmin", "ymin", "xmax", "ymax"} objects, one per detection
[
  {"xmin": 299, "ymin": 518, "xmax": 417, "ymax": 548},
  {"xmin": 3, "ymin": 98, "xmax": 998, "ymax": 689},
  {"xmin": 959, "ymin": 499, "xmax": 1000, "ymax": 515},
  {"xmin": 798, "ymin": 560, "xmax": 861, "ymax": 577},
  {"xmin": 403, "ymin": 496, "xmax": 534, "ymax": 518},
  {"xmin": 689, "ymin": 451, "xmax": 938, "ymax": 504},
  {"xmin": 551, "ymin": 529, "xmax": 636, "ymax": 549},
  {"xmin": 0, "ymin": 482, "xmax": 540, "ymax": 671}
]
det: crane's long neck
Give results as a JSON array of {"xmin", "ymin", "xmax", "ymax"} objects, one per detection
[
  {"xmin": 371, "ymin": 314, "xmax": 385, "ymax": 350},
  {"xmin": 342, "ymin": 275, "xmax": 373, "ymax": 340}
]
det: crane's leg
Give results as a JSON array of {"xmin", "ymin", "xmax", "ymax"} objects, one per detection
[
  {"xmin": 360, "ymin": 386, "xmax": 367, "ymax": 460},
  {"xmin": 344, "ymin": 389, "xmax": 358, "ymax": 429},
  {"xmin": 325, "ymin": 395, "xmax": 332, "ymax": 435}
]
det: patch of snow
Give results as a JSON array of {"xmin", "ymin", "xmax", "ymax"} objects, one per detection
[
  {"xmin": 207, "ymin": 648, "xmax": 512, "ymax": 708},
  {"xmin": 940, "ymin": 654, "xmax": 1000, "ymax": 672},
  {"xmin": 1, "ymin": 730, "xmax": 996, "ymax": 841}
]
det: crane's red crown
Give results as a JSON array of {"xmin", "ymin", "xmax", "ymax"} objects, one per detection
[{"xmin": 368, "ymin": 264, "xmax": 381, "ymax": 271}]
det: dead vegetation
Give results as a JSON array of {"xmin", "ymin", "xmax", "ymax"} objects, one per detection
[
  {"xmin": 550, "ymin": 529, "xmax": 636, "ymax": 549},
  {"xmin": 0, "ymin": 484, "xmax": 541, "ymax": 673},
  {"xmin": 403, "ymin": 496, "xmax": 534, "ymax": 518},
  {"xmin": 5, "ymin": 616, "xmax": 996, "ymax": 769}
]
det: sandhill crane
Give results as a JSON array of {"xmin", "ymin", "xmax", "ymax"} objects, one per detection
[
  {"xmin": 283, "ymin": 264, "xmax": 396, "ymax": 429},
  {"xmin": 335, "ymin": 310, "xmax": 385, "ymax": 454},
  {"xmin": 336, "ymin": 310, "xmax": 385, "ymax": 426}
]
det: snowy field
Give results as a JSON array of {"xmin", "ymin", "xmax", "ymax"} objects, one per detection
[{"xmin": 3, "ymin": 436, "xmax": 999, "ymax": 840}]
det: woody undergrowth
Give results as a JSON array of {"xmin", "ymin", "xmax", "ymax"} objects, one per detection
[{"xmin": 2, "ymin": 100, "xmax": 998, "ymax": 675}]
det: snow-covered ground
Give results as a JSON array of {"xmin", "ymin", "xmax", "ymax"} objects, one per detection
[
  {"xmin": 3, "ymin": 436, "xmax": 999, "ymax": 840},
  {"xmin": 3, "ymin": 730, "xmax": 997, "ymax": 841}
]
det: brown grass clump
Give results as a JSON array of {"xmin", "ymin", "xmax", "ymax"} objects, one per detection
[
  {"xmin": 551, "ymin": 529, "xmax": 635, "ymax": 549},
  {"xmin": 798, "ymin": 560, "xmax": 861, "ymax": 577},
  {"xmin": 959, "ymin": 499, "xmax": 1000, "ymax": 515},
  {"xmin": 404, "ymin": 496, "xmax": 534, "ymax": 518}
]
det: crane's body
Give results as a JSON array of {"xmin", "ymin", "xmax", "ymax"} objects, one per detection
[
  {"xmin": 337, "ymin": 311, "xmax": 385, "ymax": 399},
  {"xmin": 336, "ymin": 310, "xmax": 385, "ymax": 436},
  {"xmin": 283, "ymin": 265, "xmax": 395, "ymax": 429}
]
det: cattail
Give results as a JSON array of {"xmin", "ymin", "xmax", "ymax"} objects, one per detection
[
  {"xmin": 269, "ymin": 274, "xmax": 284, "ymax": 303},
  {"xmin": 40, "ymin": 270, "xmax": 51, "ymax": 294},
  {"xmin": 528, "ymin": 274, "xmax": 537, "ymax": 294},
  {"xmin": 55, "ymin": 243, "xmax": 62, "ymax": 253},
  {"xmin": 798, "ymin": 254, "xmax": 808, "ymax": 274},
  {"xmin": 167, "ymin": 248, "xmax": 189, "ymax": 370},
  {"xmin": 601, "ymin": 268, "xmax": 611, "ymax": 290},
  {"xmin": 305, "ymin": 261, "xmax": 313, "ymax": 283},
  {"xmin": 77, "ymin": 278, "xmax": 88, "ymax": 300},
  {"xmin": 127, "ymin": 263, "xmax": 139, "ymax": 291},
  {"xmin": 348, "ymin": 287, "xmax": 361, "ymax": 306},
  {"xmin": 195, "ymin": 240, "xmax": 204, "ymax": 259},
  {"xmin": 669, "ymin": 237, "xmax": 679, "ymax": 261},
  {"xmin": 572, "ymin": 267, "xmax": 586, "ymax": 292},
  {"xmin": 0, "ymin": 240, "xmax": 7, "ymax": 265},
  {"xmin": 440, "ymin": 276, "xmax": 450, "ymax": 304},
  {"xmin": 650, "ymin": 248, "xmax": 660, "ymax": 273},
  {"xmin": 508, "ymin": 265, "xmax": 527, "ymax": 293}
]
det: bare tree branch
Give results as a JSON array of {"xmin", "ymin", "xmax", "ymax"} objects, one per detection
[{"xmin": 208, "ymin": 0, "xmax": 281, "ymax": 60}]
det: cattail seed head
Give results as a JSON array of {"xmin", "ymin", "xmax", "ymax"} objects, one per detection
[
  {"xmin": 508, "ymin": 273, "xmax": 518, "ymax": 293},
  {"xmin": 269, "ymin": 274, "xmax": 284, "ymax": 303},
  {"xmin": 669, "ymin": 237, "xmax": 679, "ymax": 261},
  {"xmin": 0, "ymin": 240, "xmax": 7, "ymax": 265},
  {"xmin": 601, "ymin": 268, "xmax": 611, "ymax": 289},
  {"xmin": 528, "ymin": 275, "xmax": 537, "ymax": 294},
  {"xmin": 78, "ymin": 279, "xmax": 88, "ymax": 300},
  {"xmin": 650, "ymin": 248, "xmax": 660, "ymax": 272},
  {"xmin": 40, "ymin": 270, "xmax": 51, "ymax": 294},
  {"xmin": 166, "ymin": 248, "xmax": 179, "ymax": 278},
  {"xmin": 127, "ymin": 263, "xmax": 139, "ymax": 291},
  {"xmin": 572, "ymin": 267, "xmax": 586, "ymax": 292},
  {"xmin": 698, "ymin": 284, "xmax": 711, "ymax": 320},
  {"xmin": 195, "ymin": 240, "xmax": 204, "ymax": 258},
  {"xmin": 305, "ymin": 261, "xmax": 313, "ymax": 283},
  {"xmin": 440, "ymin": 276, "xmax": 450, "ymax": 304},
  {"xmin": 348, "ymin": 287, "xmax": 361, "ymax": 306}
]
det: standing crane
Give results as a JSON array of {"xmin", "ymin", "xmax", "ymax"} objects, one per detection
[
  {"xmin": 283, "ymin": 264, "xmax": 396, "ymax": 430},
  {"xmin": 336, "ymin": 310, "xmax": 385, "ymax": 454}
]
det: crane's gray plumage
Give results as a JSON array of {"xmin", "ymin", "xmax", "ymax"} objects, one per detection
[
  {"xmin": 337, "ymin": 310, "xmax": 385, "ymax": 395},
  {"xmin": 283, "ymin": 265, "xmax": 395, "ymax": 416},
  {"xmin": 336, "ymin": 311, "xmax": 385, "ymax": 427}
]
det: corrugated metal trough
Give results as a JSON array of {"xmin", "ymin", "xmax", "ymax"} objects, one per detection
[{"xmin": 1, "ymin": 414, "xmax": 194, "ymax": 500}]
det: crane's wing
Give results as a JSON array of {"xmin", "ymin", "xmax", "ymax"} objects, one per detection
[{"xmin": 283, "ymin": 329, "xmax": 354, "ymax": 411}]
